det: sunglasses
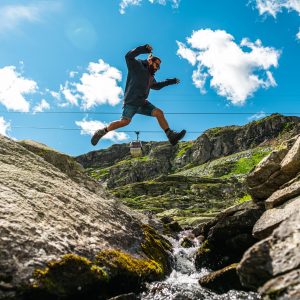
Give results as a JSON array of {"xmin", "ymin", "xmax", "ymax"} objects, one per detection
[{"xmin": 152, "ymin": 61, "xmax": 160, "ymax": 69}]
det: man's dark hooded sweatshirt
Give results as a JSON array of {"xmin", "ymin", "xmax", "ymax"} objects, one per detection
[{"xmin": 124, "ymin": 45, "xmax": 177, "ymax": 106}]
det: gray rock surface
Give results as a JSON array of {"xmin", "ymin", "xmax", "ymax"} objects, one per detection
[
  {"xmin": 280, "ymin": 134, "xmax": 300, "ymax": 173},
  {"xmin": 253, "ymin": 196, "xmax": 300, "ymax": 239},
  {"xmin": 0, "ymin": 135, "xmax": 151, "ymax": 291},
  {"xmin": 247, "ymin": 135, "xmax": 300, "ymax": 201},
  {"xmin": 265, "ymin": 180, "xmax": 300, "ymax": 209},
  {"xmin": 237, "ymin": 209, "xmax": 300, "ymax": 290},
  {"xmin": 259, "ymin": 268, "xmax": 300, "ymax": 300}
]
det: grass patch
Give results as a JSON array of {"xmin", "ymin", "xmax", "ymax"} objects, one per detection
[
  {"xmin": 234, "ymin": 194, "xmax": 252, "ymax": 205},
  {"xmin": 222, "ymin": 149, "xmax": 271, "ymax": 177},
  {"xmin": 176, "ymin": 141, "xmax": 193, "ymax": 158}
]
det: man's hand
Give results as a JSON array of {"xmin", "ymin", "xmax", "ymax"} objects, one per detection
[
  {"xmin": 145, "ymin": 44, "xmax": 153, "ymax": 53},
  {"xmin": 167, "ymin": 78, "xmax": 180, "ymax": 85}
]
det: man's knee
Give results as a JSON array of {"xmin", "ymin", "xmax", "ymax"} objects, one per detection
[
  {"xmin": 152, "ymin": 108, "xmax": 164, "ymax": 118},
  {"xmin": 121, "ymin": 118, "xmax": 131, "ymax": 125}
]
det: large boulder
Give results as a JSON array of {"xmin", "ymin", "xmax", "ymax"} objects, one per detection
[
  {"xmin": 195, "ymin": 201, "xmax": 264, "ymax": 270},
  {"xmin": 198, "ymin": 263, "xmax": 243, "ymax": 294},
  {"xmin": 253, "ymin": 196, "xmax": 300, "ymax": 240},
  {"xmin": 0, "ymin": 135, "xmax": 171, "ymax": 299},
  {"xmin": 237, "ymin": 209, "xmax": 300, "ymax": 292},
  {"xmin": 247, "ymin": 135, "xmax": 300, "ymax": 201}
]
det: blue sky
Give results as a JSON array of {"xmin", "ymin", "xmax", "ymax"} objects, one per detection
[{"xmin": 0, "ymin": 0, "xmax": 300, "ymax": 156}]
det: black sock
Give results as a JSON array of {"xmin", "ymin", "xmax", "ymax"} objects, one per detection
[
  {"xmin": 164, "ymin": 128, "xmax": 171, "ymax": 134},
  {"xmin": 104, "ymin": 127, "xmax": 108, "ymax": 133}
]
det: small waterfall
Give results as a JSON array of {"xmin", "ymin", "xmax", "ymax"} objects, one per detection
[{"xmin": 140, "ymin": 230, "xmax": 260, "ymax": 300}]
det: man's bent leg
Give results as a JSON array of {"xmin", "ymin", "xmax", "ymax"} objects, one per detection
[
  {"xmin": 107, "ymin": 118, "xmax": 131, "ymax": 131},
  {"xmin": 91, "ymin": 118, "xmax": 131, "ymax": 146},
  {"xmin": 152, "ymin": 108, "xmax": 186, "ymax": 146},
  {"xmin": 152, "ymin": 108, "xmax": 169, "ymax": 131}
]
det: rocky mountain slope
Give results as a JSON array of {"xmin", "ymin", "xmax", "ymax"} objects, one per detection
[
  {"xmin": 0, "ymin": 136, "xmax": 172, "ymax": 300},
  {"xmin": 76, "ymin": 114, "xmax": 300, "ymax": 226}
]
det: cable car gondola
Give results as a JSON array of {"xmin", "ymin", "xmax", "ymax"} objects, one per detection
[{"xmin": 130, "ymin": 131, "xmax": 143, "ymax": 157}]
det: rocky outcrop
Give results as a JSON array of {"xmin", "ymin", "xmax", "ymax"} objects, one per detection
[
  {"xmin": 237, "ymin": 135, "xmax": 300, "ymax": 299},
  {"xmin": 189, "ymin": 114, "xmax": 300, "ymax": 166},
  {"xmin": 0, "ymin": 135, "xmax": 171, "ymax": 299},
  {"xmin": 237, "ymin": 209, "xmax": 300, "ymax": 293}
]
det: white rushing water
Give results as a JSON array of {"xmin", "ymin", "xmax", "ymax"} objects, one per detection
[{"xmin": 140, "ymin": 231, "xmax": 260, "ymax": 300}]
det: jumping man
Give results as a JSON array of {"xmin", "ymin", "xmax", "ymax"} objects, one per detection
[{"xmin": 91, "ymin": 44, "xmax": 186, "ymax": 146}]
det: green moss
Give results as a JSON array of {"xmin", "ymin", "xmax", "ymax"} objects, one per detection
[
  {"xmin": 96, "ymin": 249, "xmax": 163, "ymax": 282},
  {"xmin": 141, "ymin": 224, "xmax": 173, "ymax": 274},
  {"xmin": 89, "ymin": 168, "xmax": 110, "ymax": 180},
  {"xmin": 235, "ymin": 194, "xmax": 252, "ymax": 205},
  {"xmin": 176, "ymin": 141, "xmax": 193, "ymax": 158},
  {"xmin": 206, "ymin": 126, "xmax": 240, "ymax": 137},
  {"xmin": 30, "ymin": 254, "xmax": 108, "ymax": 299}
]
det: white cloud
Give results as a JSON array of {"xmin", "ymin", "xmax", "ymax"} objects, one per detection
[
  {"xmin": 0, "ymin": 116, "xmax": 11, "ymax": 137},
  {"xmin": 75, "ymin": 119, "xmax": 129, "ymax": 142},
  {"xmin": 0, "ymin": 1, "xmax": 61, "ymax": 33},
  {"xmin": 248, "ymin": 111, "xmax": 267, "ymax": 121},
  {"xmin": 177, "ymin": 41, "xmax": 197, "ymax": 65},
  {"xmin": 0, "ymin": 65, "xmax": 38, "ymax": 112},
  {"xmin": 177, "ymin": 29, "xmax": 281, "ymax": 105},
  {"xmin": 49, "ymin": 90, "xmax": 61, "ymax": 100},
  {"xmin": 60, "ymin": 59, "xmax": 123, "ymax": 109},
  {"xmin": 254, "ymin": 0, "xmax": 300, "ymax": 17},
  {"xmin": 33, "ymin": 99, "xmax": 50, "ymax": 113},
  {"xmin": 60, "ymin": 81, "xmax": 79, "ymax": 106},
  {"xmin": 119, "ymin": 0, "xmax": 180, "ymax": 14}
]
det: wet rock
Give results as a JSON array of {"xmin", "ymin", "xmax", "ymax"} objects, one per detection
[
  {"xmin": 168, "ymin": 221, "xmax": 183, "ymax": 233},
  {"xmin": 180, "ymin": 237, "xmax": 195, "ymax": 248},
  {"xmin": 199, "ymin": 263, "xmax": 244, "ymax": 294},
  {"xmin": 160, "ymin": 216, "xmax": 173, "ymax": 224},
  {"xmin": 253, "ymin": 196, "xmax": 300, "ymax": 239},
  {"xmin": 108, "ymin": 293, "xmax": 138, "ymax": 300},
  {"xmin": 237, "ymin": 209, "xmax": 300, "ymax": 291}
]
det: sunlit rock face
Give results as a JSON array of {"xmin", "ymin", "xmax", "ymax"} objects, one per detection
[{"xmin": 0, "ymin": 135, "xmax": 154, "ymax": 297}]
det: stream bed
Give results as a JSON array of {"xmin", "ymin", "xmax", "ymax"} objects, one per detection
[{"xmin": 140, "ymin": 231, "xmax": 260, "ymax": 300}]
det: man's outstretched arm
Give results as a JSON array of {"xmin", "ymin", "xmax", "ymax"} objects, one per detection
[
  {"xmin": 125, "ymin": 44, "xmax": 152, "ymax": 63},
  {"xmin": 151, "ymin": 78, "xmax": 180, "ymax": 90}
]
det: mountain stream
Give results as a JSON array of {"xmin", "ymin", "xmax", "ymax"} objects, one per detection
[{"xmin": 140, "ymin": 230, "xmax": 260, "ymax": 300}]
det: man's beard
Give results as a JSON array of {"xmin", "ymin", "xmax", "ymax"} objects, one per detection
[{"xmin": 148, "ymin": 65, "xmax": 156, "ymax": 75}]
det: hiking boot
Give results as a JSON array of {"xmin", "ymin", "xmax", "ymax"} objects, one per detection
[
  {"xmin": 167, "ymin": 129, "xmax": 186, "ymax": 146},
  {"xmin": 91, "ymin": 128, "xmax": 107, "ymax": 146}
]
